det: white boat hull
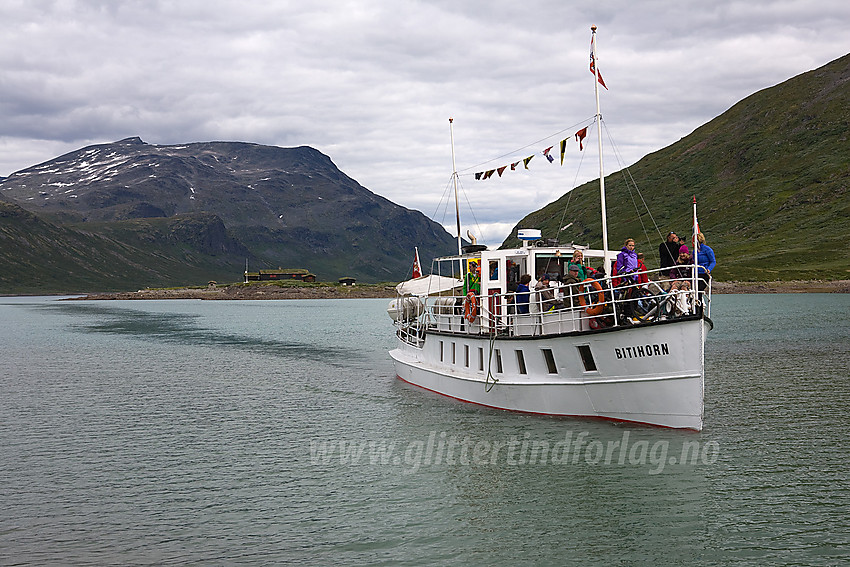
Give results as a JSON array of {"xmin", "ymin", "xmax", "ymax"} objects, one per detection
[{"xmin": 390, "ymin": 317, "xmax": 706, "ymax": 430}]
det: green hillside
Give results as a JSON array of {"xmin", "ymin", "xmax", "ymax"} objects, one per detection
[
  {"xmin": 503, "ymin": 54, "xmax": 850, "ymax": 281},
  {"xmin": 0, "ymin": 202, "xmax": 250, "ymax": 294}
]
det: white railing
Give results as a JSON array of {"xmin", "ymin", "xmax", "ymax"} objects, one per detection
[{"xmin": 395, "ymin": 265, "xmax": 711, "ymax": 343}]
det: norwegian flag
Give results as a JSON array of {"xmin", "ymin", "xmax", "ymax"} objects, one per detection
[
  {"xmin": 692, "ymin": 196, "xmax": 700, "ymax": 255},
  {"xmin": 590, "ymin": 36, "xmax": 608, "ymax": 90},
  {"xmin": 412, "ymin": 247, "xmax": 422, "ymax": 279}
]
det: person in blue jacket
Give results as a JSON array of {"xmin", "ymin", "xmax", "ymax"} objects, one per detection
[
  {"xmin": 694, "ymin": 232, "xmax": 716, "ymax": 291},
  {"xmin": 515, "ymin": 274, "xmax": 532, "ymax": 314}
]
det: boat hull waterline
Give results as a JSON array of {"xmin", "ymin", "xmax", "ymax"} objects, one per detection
[{"xmin": 390, "ymin": 317, "xmax": 706, "ymax": 430}]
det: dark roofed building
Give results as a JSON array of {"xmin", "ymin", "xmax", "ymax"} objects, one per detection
[{"xmin": 245, "ymin": 268, "xmax": 316, "ymax": 283}]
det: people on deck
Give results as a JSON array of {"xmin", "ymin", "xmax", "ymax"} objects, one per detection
[
  {"xmin": 560, "ymin": 263, "xmax": 582, "ymax": 307},
  {"xmin": 669, "ymin": 245, "xmax": 693, "ymax": 284},
  {"xmin": 515, "ymin": 274, "xmax": 532, "ymax": 314},
  {"xmin": 668, "ymin": 245, "xmax": 694, "ymax": 315},
  {"xmin": 615, "ymin": 238, "xmax": 639, "ymax": 285},
  {"xmin": 569, "ymin": 250, "xmax": 588, "ymax": 281},
  {"xmin": 636, "ymin": 252, "xmax": 650, "ymax": 285},
  {"xmin": 659, "ymin": 232, "xmax": 680, "ymax": 272},
  {"xmin": 615, "ymin": 238, "xmax": 641, "ymax": 320},
  {"xmin": 464, "ymin": 260, "xmax": 481, "ymax": 295},
  {"xmin": 694, "ymin": 233, "xmax": 716, "ymax": 291},
  {"xmin": 562, "ymin": 263, "xmax": 582, "ymax": 285},
  {"xmin": 534, "ymin": 273, "xmax": 559, "ymax": 312}
]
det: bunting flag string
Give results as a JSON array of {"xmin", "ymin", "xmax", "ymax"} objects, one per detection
[
  {"xmin": 471, "ymin": 126, "xmax": 592, "ymax": 181},
  {"xmin": 468, "ymin": 32, "xmax": 608, "ymax": 182}
]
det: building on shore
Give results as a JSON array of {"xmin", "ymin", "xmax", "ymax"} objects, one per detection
[{"xmin": 244, "ymin": 268, "xmax": 317, "ymax": 283}]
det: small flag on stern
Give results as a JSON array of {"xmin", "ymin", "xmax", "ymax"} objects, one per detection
[
  {"xmin": 412, "ymin": 247, "xmax": 422, "ymax": 279},
  {"xmin": 692, "ymin": 196, "xmax": 700, "ymax": 254}
]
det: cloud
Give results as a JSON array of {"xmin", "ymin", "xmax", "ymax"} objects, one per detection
[{"xmin": 2, "ymin": 0, "xmax": 848, "ymax": 245}]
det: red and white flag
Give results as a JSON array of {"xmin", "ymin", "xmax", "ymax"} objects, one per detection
[
  {"xmin": 412, "ymin": 247, "xmax": 422, "ymax": 279},
  {"xmin": 692, "ymin": 196, "xmax": 700, "ymax": 254},
  {"xmin": 589, "ymin": 36, "xmax": 608, "ymax": 90}
]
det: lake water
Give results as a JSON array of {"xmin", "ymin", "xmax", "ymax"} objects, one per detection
[{"xmin": 1, "ymin": 294, "xmax": 848, "ymax": 566}]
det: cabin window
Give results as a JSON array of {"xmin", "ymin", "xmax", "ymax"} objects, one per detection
[
  {"xmin": 478, "ymin": 347, "xmax": 484, "ymax": 371},
  {"xmin": 542, "ymin": 348, "xmax": 558, "ymax": 374},
  {"xmin": 577, "ymin": 345, "xmax": 597, "ymax": 372},
  {"xmin": 439, "ymin": 340, "xmax": 444, "ymax": 362},
  {"xmin": 464, "ymin": 345, "xmax": 470, "ymax": 367},
  {"xmin": 516, "ymin": 350, "xmax": 527, "ymax": 375},
  {"xmin": 452, "ymin": 342, "xmax": 456, "ymax": 365},
  {"xmin": 495, "ymin": 349, "xmax": 503, "ymax": 373}
]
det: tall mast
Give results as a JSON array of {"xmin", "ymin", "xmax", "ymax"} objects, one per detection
[
  {"xmin": 591, "ymin": 25, "xmax": 611, "ymax": 269},
  {"xmin": 449, "ymin": 117, "xmax": 462, "ymax": 255}
]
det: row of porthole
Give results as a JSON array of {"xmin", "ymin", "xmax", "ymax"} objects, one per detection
[{"xmin": 437, "ymin": 340, "xmax": 595, "ymax": 375}]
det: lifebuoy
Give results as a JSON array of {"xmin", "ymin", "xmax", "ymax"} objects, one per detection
[
  {"xmin": 463, "ymin": 291, "xmax": 478, "ymax": 322},
  {"xmin": 577, "ymin": 278, "xmax": 605, "ymax": 316}
]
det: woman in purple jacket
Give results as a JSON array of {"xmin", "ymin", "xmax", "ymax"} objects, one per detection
[
  {"xmin": 615, "ymin": 238, "xmax": 639, "ymax": 283},
  {"xmin": 615, "ymin": 238, "xmax": 640, "ymax": 319}
]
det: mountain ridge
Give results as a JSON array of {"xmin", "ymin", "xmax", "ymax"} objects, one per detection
[{"xmin": 0, "ymin": 140, "xmax": 457, "ymax": 292}]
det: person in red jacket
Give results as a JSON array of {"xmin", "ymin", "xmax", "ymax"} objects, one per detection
[{"xmin": 636, "ymin": 252, "xmax": 650, "ymax": 285}]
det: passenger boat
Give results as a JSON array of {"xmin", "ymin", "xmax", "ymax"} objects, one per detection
[{"xmin": 388, "ymin": 27, "xmax": 712, "ymax": 430}]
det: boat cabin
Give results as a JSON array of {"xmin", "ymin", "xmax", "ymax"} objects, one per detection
[{"xmin": 394, "ymin": 227, "xmax": 707, "ymax": 339}]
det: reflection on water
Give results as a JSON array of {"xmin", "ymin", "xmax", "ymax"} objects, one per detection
[
  {"xmin": 40, "ymin": 302, "xmax": 365, "ymax": 364},
  {"xmin": 0, "ymin": 295, "xmax": 848, "ymax": 566}
]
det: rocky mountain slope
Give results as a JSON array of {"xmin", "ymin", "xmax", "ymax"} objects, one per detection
[{"xmin": 1, "ymin": 140, "xmax": 456, "ymax": 292}]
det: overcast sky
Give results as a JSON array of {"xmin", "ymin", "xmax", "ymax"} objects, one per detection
[{"xmin": 2, "ymin": 0, "xmax": 848, "ymax": 246}]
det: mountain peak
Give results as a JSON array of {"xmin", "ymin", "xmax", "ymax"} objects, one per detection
[
  {"xmin": 0, "ymin": 138, "xmax": 456, "ymax": 286},
  {"xmin": 117, "ymin": 136, "xmax": 146, "ymax": 145}
]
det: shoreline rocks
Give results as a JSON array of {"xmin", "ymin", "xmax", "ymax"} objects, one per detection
[
  {"xmin": 66, "ymin": 284, "xmax": 398, "ymax": 301},
  {"xmin": 710, "ymin": 279, "xmax": 850, "ymax": 294},
  {"xmin": 61, "ymin": 279, "xmax": 850, "ymax": 300}
]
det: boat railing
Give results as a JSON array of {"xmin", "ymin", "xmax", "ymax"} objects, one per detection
[{"xmin": 397, "ymin": 265, "xmax": 710, "ymax": 340}]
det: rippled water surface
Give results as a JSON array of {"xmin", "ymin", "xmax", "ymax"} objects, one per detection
[{"xmin": 1, "ymin": 295, "xmax": 848, "ymax": 565}]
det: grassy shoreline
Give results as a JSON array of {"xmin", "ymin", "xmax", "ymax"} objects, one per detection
[{"xmin": 49, "ymin": 279, "xmax": 850, "ymax": 300}]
